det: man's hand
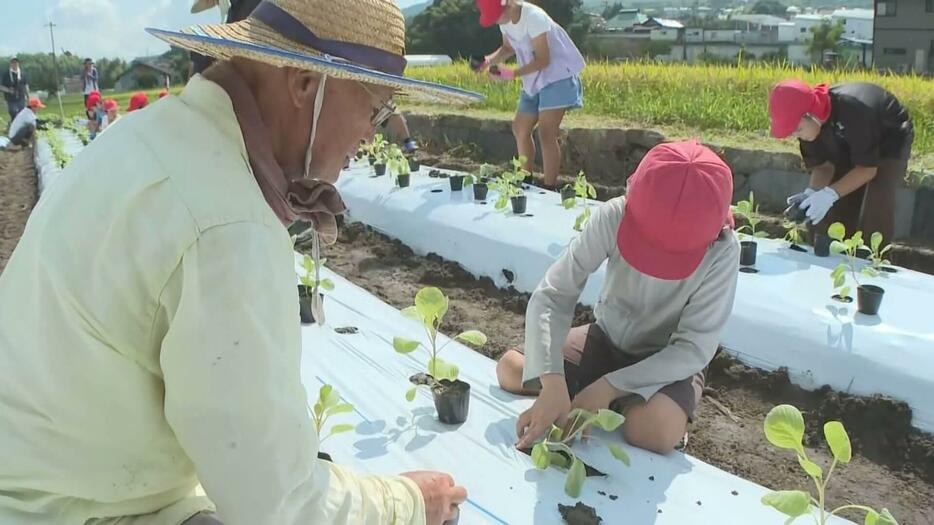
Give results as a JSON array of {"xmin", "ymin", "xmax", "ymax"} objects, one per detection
[
  {"xmin": 786, "ymin": 187, "xmax": 816, "ymax": 207},
  {"xmin": 401, "ymin": 471, "xmax": 467, "ymax": 525},
  {"xmin": 516, "ymin": 374, "xmax": 571, "ymax": 449}
]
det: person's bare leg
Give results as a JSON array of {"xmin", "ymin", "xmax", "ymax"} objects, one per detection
[
  {"xmin": 537, "ymin": 108, "xmax": 567, "ymax": 187},
  {"xmin": 512, "ymin": 111, "xmax": 538, "ymax": 173},
  {"xmin": 621, "ymin": 392, "xmax": 692, "ymax": 455},
  {"xmin": 496, "ymin": 350, "xmax": 540, "ymax": 396}
]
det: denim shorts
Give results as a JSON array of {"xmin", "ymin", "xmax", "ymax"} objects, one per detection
[{"xmin": 517, "ymin": 76, "xmax": 584, "ymax": 114}]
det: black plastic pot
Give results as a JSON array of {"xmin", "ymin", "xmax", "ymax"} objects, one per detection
[
  {"xmin": 432, "ymin": 379, "xmax": 470, "ymax": 424},
  {"xmin": 511, "ymin": 195, "xmax": 527, "ymax": 214},
  {"xmin": 857, "ymin": 285, "xmax": 884, "ymax": 315},
  {"xmin": 298, "ymin": 285, "xmax": 323, "ymax": 325},
  {"xmin": 355, "ymin": 151, "xmax": 363, "ymax": 161},
  {"xmin": 856, "ymin": 247, "xmax": 871, "ymax": 260},
  {"xmin": 739, "ymin": 240, "xmax": 758, "ymax": 266},
  {"xmin": 813, "ymin": 233, "xmax": 831, "ymax": 257},
  {"xmin": 783, "ymin": 203, "xmax": 807, "ymax": 223},
  {"xmin": 473, "ymin": 183, "xmax": 489, "ymax": 201},
  {"xmin": 374, "ymin": 163, "xmax": 386, "ymax": 176},
  {"xmin": 408, "ymin": 158, "xmax": 420, "ymax": 172},
  {"xmin": 560, "ymin": 186, "xmax": 576, "ymax": 203},
  {"xmin": 368, "ymin": 155, "xmax": 376, "ymax": 166},
  {"xmin": 397, "ymin": 173, "xmax": 410, "ymax": 188},
  {"xmin": 317, "ymin": 451, "xmax": 332, "ymax": 462},
  {"xmin": 449, "ymin": 175, "xmax": 465, "ymax": 191}
]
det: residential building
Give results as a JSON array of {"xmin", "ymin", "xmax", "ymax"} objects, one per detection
[
  {"xmin": 793, "ymin": 13, "xmax": 830, "ymax": 42},
  {"xmin": 873, "ymin": 0, "xmax": 934, "ymax": 73},
  {"xmin": 605, "ymin": 9, "xmax": 649, "ymax": 31},
  {"xmin": 831, "ymin": 8, "xmax": 874, "ymax": 41},
  {"xmin": 114, "ymin": 60, "xmax": 175, "ymax": 91}
]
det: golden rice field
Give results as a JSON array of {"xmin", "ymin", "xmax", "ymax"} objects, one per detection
[{"xmin": 406, "ymin": 60, "xmax": 934, "ymax": 157}]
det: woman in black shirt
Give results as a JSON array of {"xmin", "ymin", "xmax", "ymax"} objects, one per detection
[{"xmin": 768, "ymin": 80, "xmax": 913, "ymax": 244}]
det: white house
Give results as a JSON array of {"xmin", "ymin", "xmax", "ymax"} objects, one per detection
[
  {"xmin": 793, "ymin": 13, "xmax": 830, "ymax": 42},
  {"xmin": 831, "ymin": 8, "xmax": 873, "ymax": 42}
]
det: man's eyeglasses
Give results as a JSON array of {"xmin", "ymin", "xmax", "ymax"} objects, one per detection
[{"xmin": 360, "ymin": 82, "xmax": 397, "ymax": 128}]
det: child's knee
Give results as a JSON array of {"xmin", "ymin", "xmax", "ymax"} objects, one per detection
[
  {"xmin": 621, "ymin": 401, "xmax": 688, "ymax": 455},
  {"xmin": 496, "ymin": 350, "xmax": 524, "ymax": 391}
]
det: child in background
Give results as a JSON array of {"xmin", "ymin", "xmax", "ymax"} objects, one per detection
[
  {"xmin": 127, "ymin": 92, "xmax": 149, "ymax": 112},
  {"xmin": 101, "ymin": 99, "xmax": 120, "ymax": 131},
  {"xmin": 85, "ymin": 91, "xmax": 102, "ymax": 139}
]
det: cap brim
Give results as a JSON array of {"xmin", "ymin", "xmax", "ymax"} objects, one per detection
[
  {"xmin": 770, "ymin": 115, "xmax": 799, "ymax": 139},
  {"xmin": 146, "ymin": 27, "xmax": 484, "ymax": 106},
  {"xmin": 617, "ymin": 210, "xmax": 706, "ymax": 281}
]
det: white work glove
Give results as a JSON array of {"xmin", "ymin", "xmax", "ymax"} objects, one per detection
[
  {"xmin": 786, "ymin": 187, "xmax": 815, "ymax": 207},
  {"xmin": 799, "ymin": 187, "xmax": 839, "ymax": 225}
]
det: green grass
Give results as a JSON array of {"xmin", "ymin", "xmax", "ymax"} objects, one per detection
[
  {"xmin": 405, "ymin": 60, "xmax": 934, "ymax": 171},
  {"xmin": 39, "ymin": 87, "xmax": 184, "ymax": 122}
]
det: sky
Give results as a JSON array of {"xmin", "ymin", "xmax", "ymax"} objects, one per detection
[{"xmin": 0, "ymin": 0, "xmax": 424, "ymax": 60}]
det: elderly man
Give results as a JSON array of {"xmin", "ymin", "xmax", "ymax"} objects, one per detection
[
  {"xmin": 2, "ymin": 57, "xmax": 29, "ymax": 121},
  {"xmin": 0, "ymin": 1, "xmax": 481, "ymax": 524}
]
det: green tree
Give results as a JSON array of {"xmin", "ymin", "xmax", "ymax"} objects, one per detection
[
  {"xmin": 602, "ymin": 2, "xmax": 625, "ymax": 20},
  {"xmin": 750, "ymin": 0, "xmax": 788, "ymax": 16},
  {"xmin": 136, "ymin": 74, "xmax": 159, "ymax": 89},
  {"xmin": 161, "ymin": 46, "xmax": 193, "ymax": 82},
  {"xmin": 96, "ymin": 57, "xmax": 128, "ymax": 89},
  {"xmin": 808, "ymin": 21, "xmax": 845, "ymax": 63}
]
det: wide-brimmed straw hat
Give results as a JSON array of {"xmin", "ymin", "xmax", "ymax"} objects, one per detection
[{"xmin": 150, "ymin": 0, "xmax": 483, "ymax": 105}]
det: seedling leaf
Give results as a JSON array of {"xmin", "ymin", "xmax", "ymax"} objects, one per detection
[
  {"xmin": 455, "ymin": 330, "xmax": 488, "ymax": 347},
  {"xmin": 313, "ymin": 402, "xmax": 323, "ymax": 417},
  {"xmin": 405, "ymin": 386, "xmax": 417, "ymax": 402},
  {"xmin": 830, "ymin": 240, "xmax": 848, "ymax": 255},
  {"xmin": 393, "ymin": 337, "xmax": 420, "ymax": 354},
  {"xmin": 565, "ymin": 457, "xmax": 586, "ymax": 498},
  {"xmin": 828, "ymin": 222, "xmax": 846, "ymax": 241},
  {"xmin": 328, "ymin": 423, "xmax": 355, "ymax": 435},
  {"xmin": 764, "ymin": 405, "xmax": 805, "ymax": 453},
  {"xmin": 400, "ymin": 306, "xmax": 422, "ymax": 322},
  {"xmin": 329, "ymin": 403, "xmax": 355, "ymax": 415},
  {"xmin": 594, "ymin": 409, "xmax": 625, "ymax": 432},
  {"xmin": 870, "ymin": 232, "xmax": 883, "ymax": 253},
  {"xmin": 549, "ymin": 452, "xmax": 571, "ymax": 469},
  {"xmin": 531, "ymin": 442, "xmax": 550, "ymax": 470},
  {"xmin": 415, "ymin": 287, "xmax": 448, "ymax": 325},
  {"xmin": 563, "ymin": 198, "xmax": 576, "ymax": 209},
  {"xmin": 797, "ymin": 454, "xmax": 823, "ymax": 479},
  {"xmin": 428, "ymin": 357, "xmax": 458, "ymax": 380},
  {"xmin": 755, "ymin": 231, "xmax": 770, "ymax": 238},
  {"xmin": 823, "ymin": 421, "xmax": 851, "ymax": 463},
  {"xmin": 319, "ymin": 278, "xmax": 335, "ymax": 291},
  {"xmin": 608, "ymin": 443, "xmax": 631, "ymax": 466},
  {"xmin": 761, "ymin": 490, "xmax": 811, "ymax": 518},
  {"xmin": 839, "ymin": 286, "xmax": 851, "ymax": 299}
]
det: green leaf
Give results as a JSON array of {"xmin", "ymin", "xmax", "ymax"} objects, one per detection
[
  {"xmin": 415, "ymin": 287, "xmax": 448, "ymax": 325},
  {"xmin": 608, "ymin": 443, "xmax": 631, "ymax": 466},
  {"xmin": 839, "ymin": 286, "xmax": 851, "ymax": 299},
  {"xmin": 830, "ymin": 240, "xmax": 848, "ymax": 255},
  {"xmin": 328, "ymin": 423, "xmax": 355, "ymax": 435},
  {"xmin": 876, "ymin": 509, "xmax": 898, "ymax": 525},
  {"xmin": 313, "ymin": 402, "xmax": 323, "ymax": 417},
  {"xmin": 564, "ymin": 457, "xmax": 586, "ymax": 498},
  {"xmin": 320, "ymin": 385, "xmax": 341, "ymax": 410},
  {"xmin": 831, "ymin": 264, "xmax": 846, "ymax": 279},
  {"xmin": 328, "ymin": 403, "xmax": 354, "ymax": 415},
  {"xmin": 870, "ymin": 232, "xmax": 883, "ymax": 253},
  {"xmin": 764, "ymin": 405, "xmax": 805, "ymax": 453},
  {"xmin": 455, "ymin": 330, "xmax": 488, "ymax": 347},
  {"xmin": 833, "ymin": 273, "xmax": 846, "ymax": 289},
  {"xmin": 823, "ymin": 421, "xmax": 851, "ymax": 463},
  {"xmin": 319, "ymin": 278, "xmax": 335, "ymax": 292},
  {"xmin": 393, "ymin": 337, "xmax": 420, "ymax": 354},
  {"xmin": 761, "ymin": 490, "xmax": 811, "ymax": 518},
  {"xmin": 828, "ymin": 222, "xmax": 846, "ymax": 241},
  {"xmin": 587, "ymin": 185, "xmax": 597, "ymax": 199},
  {"xmin": 866, "ymin": 509, "xmax": 879, "ymax": 525},
  {"xmin": 400, "ymin": 306, "xmax": 422, "ymax": 322},
  {"xmin": 563, "ymin": 197, "xmax": 576, "ymax": 209},
  {"xmin": 549, "ymin": 451, "xmax": 571, "ymax": 469},
  {"xmin": 594, "ymin": 409, "xmax": 625, "ymax": 432},
  {"xmin": 430, "ymin": 358, "xmax": 459, "ymax": 381},
  {"xmin": 879, "ymin": 245, "xmax": 893, "ymax": 256},
  {"xmin": 548, "ymin": 425, "xmax": 563, "ymax": 442},
  {"xmin": 531, "ymin": 442, "xmax": 551, "ymax": 470},
  {"xmin": 797, "ymin": 454, "xmax": 823, "ymax": 479},
  {"xmin": 755, "ymin": 231, "xmax": 770, "ymax": 238},
  {"xmin": 405, "ymin": 386, "xmax": 417, "ymax": 402}
]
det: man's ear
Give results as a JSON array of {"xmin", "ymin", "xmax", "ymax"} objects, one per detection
[{"xmin": 288, "ymin": 68, "xmax": 320, "ymax": 109}]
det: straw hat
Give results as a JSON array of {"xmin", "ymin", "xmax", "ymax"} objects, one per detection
[{"xmin": 151, "ymin": 0, "xmax": 483, "ymax": 105}]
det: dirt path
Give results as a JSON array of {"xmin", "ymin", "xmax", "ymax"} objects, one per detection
[
  {"xmin": 314, "ymin": 222, "xmax": 934, "ymax": 524},
  {"xmin": 0, "ymin": 147, "xmax": 36, "ymax": 273}
]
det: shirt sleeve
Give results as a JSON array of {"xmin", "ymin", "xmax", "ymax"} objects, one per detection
[
  {"xmin": 522, "ymin": 199, "xmax": 622, "ymax": 389},
  {"xmin": 523, "ymin": 5, "xmax": 553, "ymax": 38},
  {"xmin": 604, "ymin": 235, "xmax": 740, "ymax": 400},
  {"xmin": 159, "ymin": 222, "xmax": 426, "ymax": 525}
]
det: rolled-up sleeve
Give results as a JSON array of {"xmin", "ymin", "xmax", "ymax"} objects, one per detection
[
  {"xmin": 605, "ymin": 238, "xmax": 739, "ymax": 400},
  {"xmin": 159, "ymin": 222, "xmax": 425, "ymax": 525},
  {"xmin": 522, "ymin": 200, "xmax": 621, "ymax": 390}
]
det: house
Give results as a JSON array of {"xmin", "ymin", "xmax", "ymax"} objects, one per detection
[
  {"xmin": 793, "ymin": 13, "xmax": 830, "ymax": 42},
  {"xmin": 605, "ymin": 9, "xmax": 649, "ymax": 31},
  {"xmin": 873, "ymin": 0, "xmax": 934, "ymax": 73},
  {"xmin": 831, "ymin": 8, "xmax": 874, "ymax": 41},
  {"xmin": 729, "ymin": 14, "xmax": 795, "ymax": 43},
  {"xmin": 114, "ymin": 60, "xmax": 174, "ymax": 91}
]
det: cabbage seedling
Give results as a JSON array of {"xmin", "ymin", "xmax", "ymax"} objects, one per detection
[
  {"xmin": 464, "ymin": 163, "xmax": 497, "ymax": 186},
  {"xmin": 393, "ymin": 287, "xmax": 487, "ymax": 401},
  {"xmin": 310, "ymin": 384, "xmax": 355, "ymax": 444},
  {"xmin": 386, "ymin": 144, "xmax": 409, "ymax": 184},
  {"xmin": 731, "ymin": 192, "xmax": 769, "ymax": 240},
  {"xmin": 299, "ymin": 254, "xmax": 335, "ymax": 293},
  {"xmin": 531, "ymin": 408, "xmax": 629, "ymax": 498},
  {"xmin": 827, "ymin": 223, "xmax": 883, "ymax": 300},
  {"xmin": 866, "ymin": 231, "xmax": 893, "ymax": 272},
  {"xmin": 562, "ymin": 171, "xmax": 597, "ymax": 231},
  {"xmin": 491, "ymin": 156, "xmax": 529, "ymax": 210},
  {"xmin": 366, "ymin": 133, "xmax": 389, "ymax": 159},
  {"xmin": 762, "ymin": 404, "xmax": 898, "ymax": 525},
  {"xmin": 783, "ymin": 219, "xmax": 806, "ymax": 247}
]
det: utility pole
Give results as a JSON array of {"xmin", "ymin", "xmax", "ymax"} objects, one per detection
[{"xmin": 45, "ymin": 21, "xmax": 66, "ymax": 121}]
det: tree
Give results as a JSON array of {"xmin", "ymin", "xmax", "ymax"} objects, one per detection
[
  {"xmin": 602, "ymin": 2, "xmax": 625, "ymax": 21},
  {"xmin": 750, "ymin": 0, "xmax": 788, "ymax": 16},
  {"xmin": 96, "ymin": 58, "xmax": 128, "ymax": 89},
  {"xmin": 808, "ymin": 21, "xmax": 844, "ymax": 63},
  {"xmin": 161, "ymin": 46, "xmax": 192, "ymax": 82}
]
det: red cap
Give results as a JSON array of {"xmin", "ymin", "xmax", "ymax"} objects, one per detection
[
  {"xmin": 768, "ymin": 80, "xmax": 831, "ymax": 139},
  {"xmin": 158, "ymin": 89, "xmax": 169, "ymax": 99},
  {"xmin": 617, "ymin": 140, "xmax": 734, "ymax": 280},
  {"xmin": 127, "ymin": 92, "xmax": 149, "ymax": 112},
  {"xmin": 27, "ymin": 97, "xmax": 45, "ymax": 109},
  {"xmin": 103, "ymin": 99, "xmax": 119, "ymax": 112},
  {"xmin": 86, "ymin": 91, "xmax": 101, "ymax": 110},
  {"xmin": 476, "ymin": 0, "xmax": 505, "ymax": 27}
]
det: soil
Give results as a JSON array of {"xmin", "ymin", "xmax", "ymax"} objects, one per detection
[
  {"xmin": 558, "ymin": 502, "xmax": 602, "ymax": 525},
  {"xmin": 0, "ymin": 147, "xmax": 37, "ymax": 274},
  {"xmin": 315, "ymin": 222, "xmax": 934, "ymax": 524}
]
